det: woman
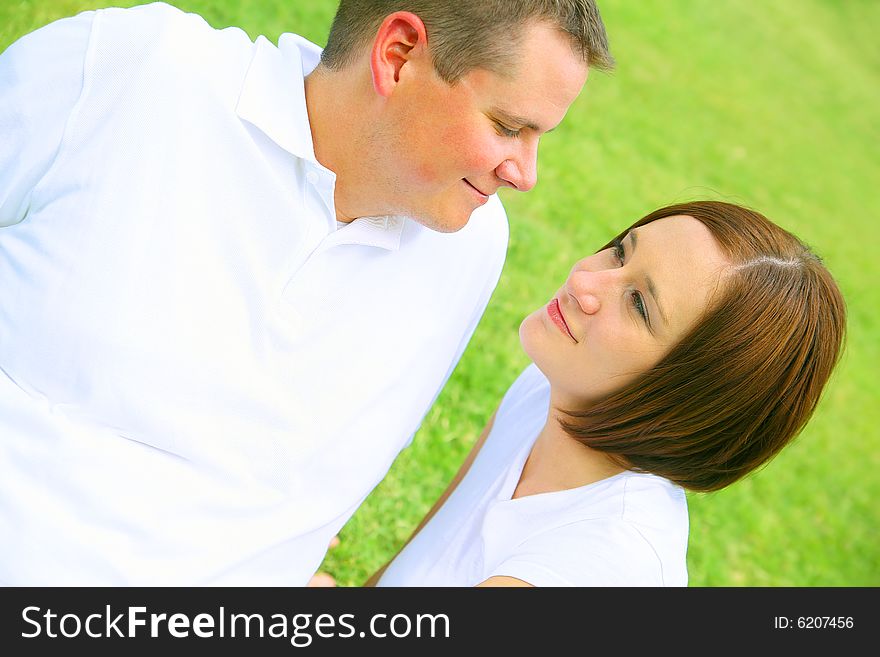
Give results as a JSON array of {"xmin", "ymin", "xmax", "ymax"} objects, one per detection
[{"xmin": 370, "ymin": 201, "xmax": 846, "ymax": 587}]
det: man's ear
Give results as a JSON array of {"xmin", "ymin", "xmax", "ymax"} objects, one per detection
[{"xmin": 369, "ymin": 12, "xmax": 429, "ymax": 97}]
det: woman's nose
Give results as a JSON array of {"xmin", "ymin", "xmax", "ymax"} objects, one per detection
[
  {"xmin": 574, "ymin": 291, "xmax": 601, "ymax": 315},
  {"xmin": 566, "ymin": 270, "xmax": 605, "ymax": 315}
]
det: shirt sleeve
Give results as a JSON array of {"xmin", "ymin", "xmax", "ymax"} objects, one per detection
[
  {"xmin": 0, "ymin": 10, "xmax": 95, "ymax": 226},
  {"xmin": 488, "ymin": 519, "xmax": 668, "ymax": 587}
]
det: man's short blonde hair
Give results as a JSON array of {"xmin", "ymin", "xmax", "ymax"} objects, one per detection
[{"xmin": 320, "ymin": 0, "xmax": 614, "ymax": 82}]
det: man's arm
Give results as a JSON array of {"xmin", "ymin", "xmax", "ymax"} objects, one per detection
[
  {"xmin": 0, "ymin": 11, "xmax": 94, "ymax": 226},
  {"xmin": 364, "ymin": 408, "xmax": 498, "ymax": 586}
]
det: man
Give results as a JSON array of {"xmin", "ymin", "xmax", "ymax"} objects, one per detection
[{"xmin": 0, "ymin": 1, "xmax": 612, "ymax": 584}]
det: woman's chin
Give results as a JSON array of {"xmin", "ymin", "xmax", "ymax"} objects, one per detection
[{"xmin": 518, "ymin": 314, "xmax": 542, "ymax": 362}]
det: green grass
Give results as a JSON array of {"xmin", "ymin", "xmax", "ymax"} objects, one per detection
[{"xmin": 4, "ymin": 0, "xmax": 877, "ymax": 587}]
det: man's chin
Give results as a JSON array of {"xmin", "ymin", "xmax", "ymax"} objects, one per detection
[{"xmin": 409, "ymin": 210, "xmax": 473, "ymax": 234}]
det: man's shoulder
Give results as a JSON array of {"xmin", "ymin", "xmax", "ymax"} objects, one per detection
[
  {"xmin": 84, "ymin": 2, "xmax": 257, "ymax": 89},
  {"xmin": 95, "ymin": 2, "xmax": 199, "ymax": 31},
  {"xmin": 92, "ymin": 2, "xmax": 252, "ymax": 53}
]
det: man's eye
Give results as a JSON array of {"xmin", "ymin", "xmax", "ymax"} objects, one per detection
[{"xmin": 494, "ymin": 123, "xmax": 521, "ymax": 138}]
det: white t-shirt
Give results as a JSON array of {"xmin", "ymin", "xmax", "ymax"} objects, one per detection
[
  {"xmin": 378, "ymin": 364, "xmax": 689, "ymax": 586},
  {"xmin": 0, "ymin": 3, "xmax": 508, "ymax": 585}
]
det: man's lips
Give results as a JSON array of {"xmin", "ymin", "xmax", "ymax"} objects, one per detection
[
  {"xmin": 463, "ymin": 179, "xmax": 490, "ymax": 197},
  {"xmin": 547, "ymin": 298, "xmax": 577, "ymax": 342}
]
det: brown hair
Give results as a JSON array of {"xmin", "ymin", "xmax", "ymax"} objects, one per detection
[
  {"xmin": 320, "ymin": 0, "xmax": 614, "ymax": 82},
  {"xmin": 560, "ymin": 201, "xmax": 847, "ymax": 492}
]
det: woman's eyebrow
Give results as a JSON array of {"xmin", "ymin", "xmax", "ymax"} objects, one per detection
[{"xmin": 629, "ymin": 229, "xmax": 670, "ymax": 327}]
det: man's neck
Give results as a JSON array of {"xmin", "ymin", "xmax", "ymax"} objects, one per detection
[{"xmin": 304, "ymin": 64, "xmax": 370, "ymax": 224}]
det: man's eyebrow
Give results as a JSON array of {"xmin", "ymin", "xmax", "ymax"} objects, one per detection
[
  {"xmin": 489, "ymin": 108, "xmax": 553, "ymax": 133},
  {"xmin": 629, "ymin": 229, "xmax": 669, "ymax": 327}
]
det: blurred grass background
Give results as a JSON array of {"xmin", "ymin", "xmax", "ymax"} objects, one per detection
[{"xmin": 3, "ymin": 0, "xmax": 877, "ymax": 587}]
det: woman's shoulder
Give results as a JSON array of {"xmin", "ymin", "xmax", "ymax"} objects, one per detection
[
  {"xmin": 483, "ymin": 473, "xmax": 689, "ymax": 586},
  {"xmin": 578, "ymin": 471, "xmax": 689, "ymax": 543},
  {"xmin": 620, "ymin": 472, "xmax": 688, "ymax": 516},
  {"xmin": 492, "ymin": 513, "xmax": 688, "ymax": 586}
]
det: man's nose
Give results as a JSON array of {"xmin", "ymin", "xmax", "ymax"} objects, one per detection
[{"xmin": 495, "ymin": 140, "xmax": 539, "ymax": 192}]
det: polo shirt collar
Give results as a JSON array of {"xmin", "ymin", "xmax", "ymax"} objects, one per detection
[
  {"xmin": 235, "ymin": 33, "xmax": 406, "ymax": 252},
  {"xmin": 236, "ymin": 33, "xmax": 323, "ymax": 165},
  {"xmin": 327, "ymin": 216, "xmax": 406, "ymax": 251}
]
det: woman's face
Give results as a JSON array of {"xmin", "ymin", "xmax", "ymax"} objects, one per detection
[{"xmin": 519, "ymin": 215, "xmax": 730, "ymax": 407}]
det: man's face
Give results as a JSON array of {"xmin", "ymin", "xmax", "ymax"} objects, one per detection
[{"xmin": 370, "ymin": 21, "xmax": 589, "ymax": 233}]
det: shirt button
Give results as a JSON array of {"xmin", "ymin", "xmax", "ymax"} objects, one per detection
[{"xmin": 306, "ymin": 171, "xmax": 319, "ymax": 185}]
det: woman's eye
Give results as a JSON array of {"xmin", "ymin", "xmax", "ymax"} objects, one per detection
[
  {"xmin": 611, "ymin": 238, "xmax": 625, "ymax": 265},
  {"xmin": 631, "ymin": 291, "xmax": 649, "ymax": 322},
  {"xmin": 610, "ymin": 235, "xmax": 650, "ymax": 327}
]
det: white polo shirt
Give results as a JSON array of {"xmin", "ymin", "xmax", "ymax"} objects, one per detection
[{"xmin": 0, "ymin": 3, "xmax": 508, "ymax": 585}]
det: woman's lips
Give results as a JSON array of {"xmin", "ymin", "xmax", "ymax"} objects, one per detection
[{"xmin": 547, "ymin": 298, "xmax": 577, "ymax": 342}]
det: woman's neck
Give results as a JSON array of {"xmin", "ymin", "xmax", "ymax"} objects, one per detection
[{"xmin": 512, "ymin": 402, "xmax": 626, "ymax": 500}]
